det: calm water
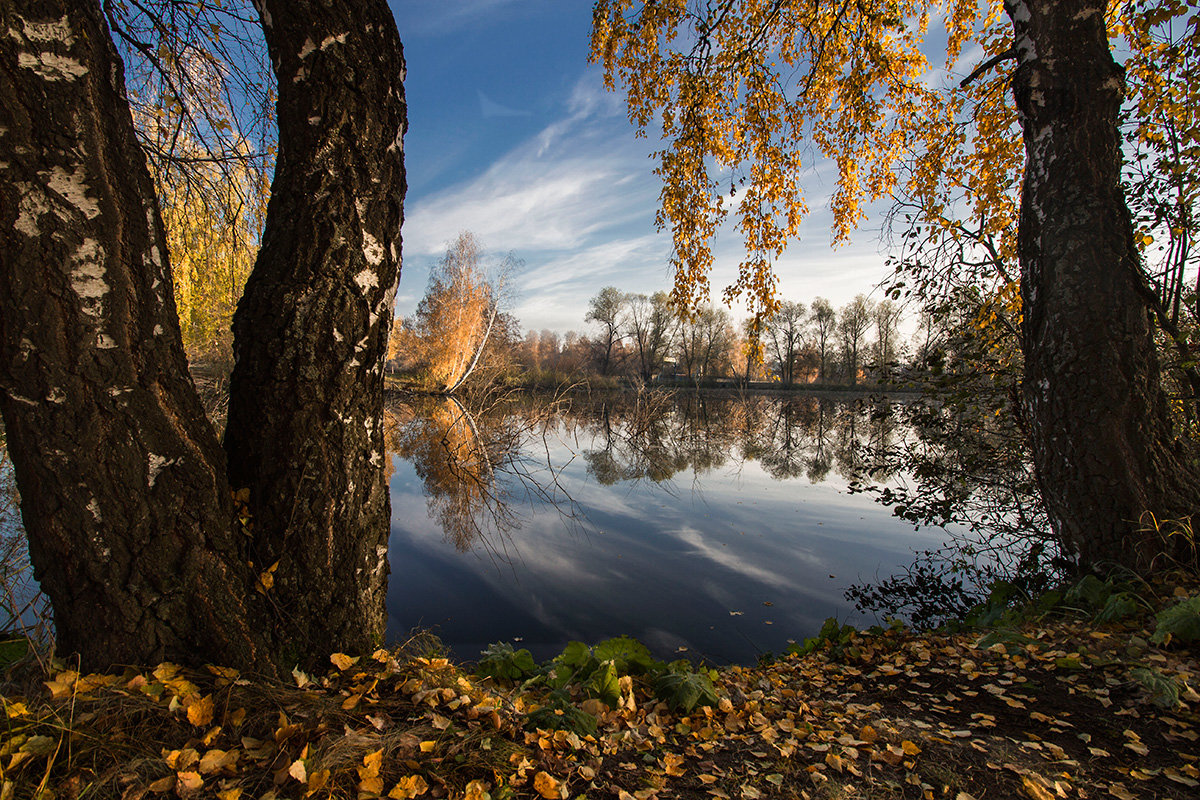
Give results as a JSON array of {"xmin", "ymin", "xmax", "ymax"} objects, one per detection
[{"xmin": 382, "ymin": 392, "xmax": 951, "ymax": 665}]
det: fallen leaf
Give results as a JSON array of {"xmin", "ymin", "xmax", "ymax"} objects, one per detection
[
  {"xmin": 330, "ymin": 653, "xmax": 358, "ymax": 671},
  {"xmin": 1108, "ymin": 783, "xmax": 1136, "ymax": 800},
  {"xmin": 288, "ymin": 759, "xmax": 307, "ymax": 784},
  {"xmin": 186, "ymin": 695, "xmax": 214, "ymax": 728},
  {"xmin": 533, "ymin": 771, "xmax": 560, "ymax": 800},
  {"xmin": 1021, "ymin": 775, "xmax": 1054, "ymax": 800},
  {"xmin": 175, "ymin": 771, "xmax": 203, "ymax": 795},
  {"xmin": 388, "ymin": 775, "xmax": 429, "ymax": 799}
]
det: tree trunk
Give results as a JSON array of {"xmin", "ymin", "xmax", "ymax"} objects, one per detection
[
  {"xmin": 0, "ymin": 1, "xmax": 273, "ymax": 671},
  {"xmin": 224, "ymin": 1, "xmax": 407, "ymax": 660},
  {"xmin": 1008, "ymin": 0, "xmax": 1199, "ymax": 571}
]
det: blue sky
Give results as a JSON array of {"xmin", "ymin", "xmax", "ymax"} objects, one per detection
[{"xmin": 388, "ymin": 1, "xmax": 902, "ymax": 334}]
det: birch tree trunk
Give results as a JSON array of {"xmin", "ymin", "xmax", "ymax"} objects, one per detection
[
  {"xmin": 224, "ymin": 0, "xmax": 407, "ymax": 660},
  {"xmin": 0, "ymin": 0, "xmax": 273, "ymax": 670},
  {"xmin": 0, "ymin": 0, "xmax": 407, "ymax": 671},
  {"xmin": 1008, "ymin": 0, "xmax": 1199, "ymax": 571}
]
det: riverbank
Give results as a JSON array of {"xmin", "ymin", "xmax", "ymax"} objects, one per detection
[{"xmin": 4, "ymin": 573, "xmax": 1197, "ymax": 799}]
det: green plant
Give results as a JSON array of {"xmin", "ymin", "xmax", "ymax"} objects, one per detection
[
  {"xmin": 475, "ymin": 642, "xmax": 537, "ymax": 685},
  {"xmin": 653, "ymin": 662, "xmax": 719, "ymax": 712},
  {"xmin": 1151, "ymin": 595, "xmax": 1200, "ymax": 646}
]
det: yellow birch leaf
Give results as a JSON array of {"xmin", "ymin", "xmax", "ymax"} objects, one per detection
[
  {"xmin": 187, "ymin": 695, "xmax": 214, "ymax": 728},
  {"xmin": 532, "ymin": 771, "xmax": 560, "ymax": 799},
  {"xmin": 418, "ymin": 741, "xmax": 436, "ymax": 753},
  {"xmin": 176, "ymin": 771, "xmax": 204, "ymax": 794},
  {"xmin": 360, "ymin": 749, "xmax": 384, "ymax": 779},
  {"xmin": 216, "ymin": 789, "xmax": 242, "ymax": 800},
  {"xmin": 1021, "ymin": 776, "xmax": 1054, "ymax": 800},
  {"xmin": 901, "ymin": 740, "xmax": 922, "ymax": 756},
  {"xmin": 662, "ymin": 752, "xmax": 686, "ymax": 777},
  {"xmin": 462, "ymin": 780, "xmax": 490, "ymax": 800},
  {"xmin": 331, "ymin": 653, "xmax": 358, "ymax": 671},
  {"xmin": 288, "ymin": 759, "xmax": 307, "ymax": 783},
  {"xmin": 307, "ymin": 768, "xmax": 331, "ymax": 795},
  {"xmin": 388, "ymin": 775, "xmax": 430, "ymax": 799}
]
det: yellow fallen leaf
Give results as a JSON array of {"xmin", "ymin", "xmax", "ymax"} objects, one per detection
[
  {"xmin": 698, "ymin": 774, "xmax": 719, "ymax": 785},
  {"xmin": 901, "ymin": 740, "xmax": 922, "ymax": 756},
  {"xmin": 255, "ymin": 561, "xmax": 279, "ymax": 594},
  {"xmin": 418, "ymin": 741, "xmax": 436, "ymax": 753},
  {"xmin": 741, "ymin": 785, "xmax": 762, "ymax": 799},
  {"xmin": 533, "ymin": 771, "xmax": 560, "ymax": 799},
  {"xmin": 859, "ymin": 724, "xmax": 878, "ymax": 743},
  {"xmin": 288, "ymin": 759, "xmax": 307, "ymax": 783},
  {"xmin": 176, "ymin": 771, "xmax": 204, "ymax": 795},
  {"xmin": 1123, "ymin": 742, "xmax": 1149, "ymax": 756},
  {"xmin": 360, "ymin": 749, "xmax": 384, "ymax": 779},
  {"xmin": 307, "ymin": 768, "xmax": 331, "ymax": 795},
  {"xmin": 187, "ymin": 695, "xmax": 214, "ymax": 728},
  {"xmin": 1021, "ymin": 775, "xmax": 1054, "ymax": 800},
  {"xmin": 388, "ymin": 775, "xmax": 429, "ymax": 799},
  {"xmin": 5, "ymin": 702, "xmax": 28, "ymax": 718},
  {"xmin": 662, "ymin": 752, "xmax": 686, "ymax": 777},
  {"xmin": 331, "ymin": 652, "xmax": 358, "ymax": 671},
  {"xmin": 216, "ymin": 789, "xmax": 242, "ymax": 800}
]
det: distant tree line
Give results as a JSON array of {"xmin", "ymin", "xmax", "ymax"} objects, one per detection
[
  {"xmin": 388, "ymin": 240, "xmax": 921, "ymax": 392},
  {"xmin": 512, "ymin": 287, "xmax": 912, "ymax": 389}
]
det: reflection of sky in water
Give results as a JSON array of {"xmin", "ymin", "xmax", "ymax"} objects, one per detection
[{"xmin": 386, "ymin": 404, "xmax": 949, "ymax": 665}]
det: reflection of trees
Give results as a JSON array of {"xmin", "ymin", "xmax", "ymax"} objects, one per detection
[
  {"xmin": 569, "ymin": 393, "xmax": 889, "ymax": 487},
  {"xmin": 384, "ymin": 391, "xmax": 913, "ymax": 555},
  {"xmin": 385, "ymin": 395, "xmax": 574, "ymax": 553}
]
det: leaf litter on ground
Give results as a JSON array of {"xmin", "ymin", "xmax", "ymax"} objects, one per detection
[{"xmin": 2, "ymin": 574, "xmax": 1199, "ymax": 799}]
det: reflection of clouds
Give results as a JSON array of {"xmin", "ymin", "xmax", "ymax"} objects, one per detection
[
  {"xmin": 675, "ymin": 526, "xmax": 796, "ymax": 592},
  {"xmin": 385, "ymin": 397, "xmax": 956, "ymax": 662}
]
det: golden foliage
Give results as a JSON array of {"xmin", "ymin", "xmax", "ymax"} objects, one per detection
[
  {"xmin": 393, "ymin": 232, "xmax": 501, "ymax": 393},
  {"xmin": 591, "ymin": 0, "xmax": 983, "ymax": 327},
  {"xmin": 591, "ymin": 0, "xmax": 1200, "ymax": 344}
]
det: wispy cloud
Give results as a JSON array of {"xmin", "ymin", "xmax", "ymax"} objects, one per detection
[
  {"xmin": 396, "ymin": 0, "xmax": 524, "ymax": 36},
  {"xmin": 477, "ymin": 89, "xmax": 532, "ymax": 119}
]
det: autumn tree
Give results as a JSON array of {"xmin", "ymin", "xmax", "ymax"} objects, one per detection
[
  {"xmin": 677, "ymin": 305, "xmax": 735, "ymax": 381},
  {"xmin": 626, "ymin": 290, "xmax": 676, "ymax": 382},
  {"xmin": 837, "ymin": 296, "xmax": 874, "ymax": 387},
  {"xmin": 872, "ymin": 299, "xmax": 903, "ymax": 380},
  {"xmin": 809, "ymin": 297, "xmax": 836, "ymax": 383},
  {"xmin": 0, "ymin": 0, "xmax": 406, "ymax": 671},
  {"xmin": 106, "ymin": 0, "xmax": 275, "ymax": 367},
  {"xmin": 395, "ymin": 232, "xmax": 513, "ymax": 394},
  {"xmin": 765, "ymin": 300, "xmax": 807, "ymax": 385},
  {"xmin": 586, "ymin": 285, "xmax": 628, "ymax": 376},
  {"xmin": 591, "ymin": 0, "xmax": 1200, "ymax": 571}
]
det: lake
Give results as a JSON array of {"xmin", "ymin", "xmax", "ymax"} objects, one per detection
[{"xmin": 382, "ymin": 391, "xmax": 953, "ymax": 665}]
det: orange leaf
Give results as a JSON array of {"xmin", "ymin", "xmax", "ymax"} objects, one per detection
[
  {"xmin": 533, "ymin": 771, "xmax": 561, "ymax": 799},
  {"xmin": 186, "ymin": 695, "xmax": 214, "ymax": 728}
]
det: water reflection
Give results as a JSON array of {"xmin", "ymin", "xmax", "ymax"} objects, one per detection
[{"xmin": 384, "ymin": 391, "xmax": 938, "ymax": 664}]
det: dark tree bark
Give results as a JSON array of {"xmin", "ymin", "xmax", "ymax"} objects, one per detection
[
  {"xmin": 224, "ymin": 0, "xmax": 407, "ymax": 660},
  {"xmin": 0, "ymin": 0, "xmax": 273, "ymax": 671},
  {"xmin": 1008, "ymin": 0, "xmax": 1199, "ymax": 571},
  {"xmin": 0, "ymin": 0, "xmax": 407, "ymax": 672}
]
